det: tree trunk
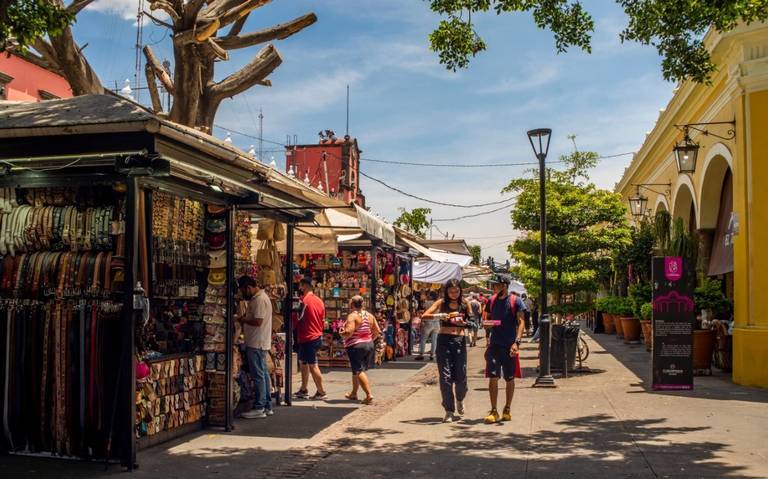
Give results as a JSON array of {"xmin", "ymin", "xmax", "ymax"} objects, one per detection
[{"xmin": 169, "ymin": 42, "xmax": 202, "ymax": 127}]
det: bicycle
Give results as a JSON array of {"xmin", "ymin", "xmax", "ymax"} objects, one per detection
[{"xmin": 563, "ymin": 318, "xmax": 590, "ymax": 365}]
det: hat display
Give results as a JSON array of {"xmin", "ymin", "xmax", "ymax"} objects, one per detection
[
  {"xmin": 208, "ymin": 250, "xmax": 226, "ymax": 269},
  {"xmin": 207, "ymin": 268, "xmax": 226, "ymax": 286},
  {"xmin": 207, "ymin": 204, "xmax": 227, "ymax": 216},
  {"xmin": 206, "ymin": 232, "xmax": 226, "ymax": 250},
  {"xmin": 206, "ymin": 218, "xmax": 226, "ymax": 234}
]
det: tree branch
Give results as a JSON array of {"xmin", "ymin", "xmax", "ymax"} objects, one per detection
[
  {"xmin": 149, "ymin": 0, "xmax": 181, "ymax": 24},
  {"xmin": 183, "ymin": 0, "xmax": 207, "ymax": 25},
  {"xmin": 67, "ymin": 0, "xmax": 96, "ymax": 15},
  {"xmin": 143, "ymin": 10, "xmax": 174, "ymax": 29},
  {"xmin": 216, "ymin": 12, "xmax": 317, "ymax": 50},
  {"xmin": 227, "ymin": 13, "xmax": 249, "ymax": 37},
  {"xmin": 143, "ymin": 45, "xmax": 175, "ymax": 94},
  {"xmin": 144, "ymin": 63, "xmax": 164, "ymax": 113},
  {"xmin": 208, "ymin": 43, "xmax": 281, "ymax": 99},
  {"xmin": 218, "ymin": 0, "xmax": 270, "ymax": 28}
]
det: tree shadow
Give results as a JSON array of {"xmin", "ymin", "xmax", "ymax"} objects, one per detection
[{"xmin": 587, "ymin": 331, "xmax": 768, "ymax": 404}]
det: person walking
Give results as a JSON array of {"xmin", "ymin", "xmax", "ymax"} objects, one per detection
[
  {"xmin": 469, "ymin": 293, "xmax": 483, "ymax": 347},
  {"xmin": 340, "ymin": 295, "xmax": 381, "ymax": 405},
  {"xmin": 236, "ymin": 276, "xmax": 274, "ymax": 419},
  {"xmin": 522, "ymin": 293, "xmax": 534, "ymax": 336},
  {"xmin": 482, "ymin": 276, "xmax": 526, "ymax": 424},
  {"xmin": 415, "ymin": 291, "xmax": 440, "ymax": 360},
  {"xmin": 421, "ymin": 279, "xmax": 472, "ymax": 423},
  {"xmin": 294, "ymin": 277, "xmax": 327, "ymax": 400}
]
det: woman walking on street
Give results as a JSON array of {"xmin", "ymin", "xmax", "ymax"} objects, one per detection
[
  {"xmin": 340, "ymin": 295, "xmax": 381, "ymax": 405},
  {"xmin": 421, "ymin": 279, "xmax": 472, "ymax": 423}
]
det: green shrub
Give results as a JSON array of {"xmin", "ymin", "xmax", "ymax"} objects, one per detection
[
  {"xmin": 694, "ymin": 278, "xmax": 731, "ymax": 314},
  {"xmin": 640, "ymin": 302, "xmax": 653, "ymax": 321},
  {"xmin": 628, "ymin": 282, "xmax": 652, "ymax": 318}
]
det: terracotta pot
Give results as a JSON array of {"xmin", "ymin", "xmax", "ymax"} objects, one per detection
[
  {"xmin": 602, "ymin": 314, "xmax": 616, "ymax": 334},
  {"xmin": 640, "ymin": 319, "xmax": 652, "ymax": 352},
  {"xmin": 693, "ymin": 329, "xmax": 716, "ymax": 372},
  {"xmin": 614, "ymin": 313, "xmax": 624, "ymax": 339},
  {"xmin": 621, "ymin": 316, "xmax": 641, "ymax": 344}
]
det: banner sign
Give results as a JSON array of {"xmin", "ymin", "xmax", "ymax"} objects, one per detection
[{"xmin": 651, "ymin": 256, "xmax": 695, "ymax": 390}]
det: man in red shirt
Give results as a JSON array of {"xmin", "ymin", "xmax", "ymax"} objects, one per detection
[{"xmin": 295, "ymin": 277, "xmax": 327, "ymax": 400}]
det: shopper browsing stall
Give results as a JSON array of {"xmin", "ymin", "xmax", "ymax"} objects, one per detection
[
  {"xmin": 340, "ymin": 295, "xmax": 381, "ymax": 405},
  {"xmin": 236, "ymin": 276, "xmax": 274, "ymax": 419},
  {"xmin": 421, "ymin": 279, "xmax": 472, "ymax": 423},
  {"xmin": 295, "ymin": 277, "xmax": 328, "ymax": 400},
  {"xmin": 482, "ymin": 276, "xmax": 526, "ymax": 424}
]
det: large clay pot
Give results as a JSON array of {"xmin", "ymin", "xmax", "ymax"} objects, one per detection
[
  {"xmin": 614, "ymin": 313, "xmax": 624, "ymax": 339},
  {"xmin": 640, "ymin": 319, "xmax": 652, "ymax": 352},
  {"xmin": 603, "ymin": 314, "xmax": 616, "ymax": 334},
  {"xmin": 621, "ymin": 317, "xmax": 641, "ymax": 344},
  {"xmin": 693, "ymin": 329, "xmax": 716, "ymax": 372}
]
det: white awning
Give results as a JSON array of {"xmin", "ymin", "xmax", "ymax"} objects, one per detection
[
  {"xmin": 399, "ymin": 235, "xmax": 472, "ymax": 267},
  {"xmin": 354, "ymin": 204, "xmax": 396, "ymax": 247},
  {"xmin": 413, "ymin": 260, "xmax": 463, "ymax": 284}
]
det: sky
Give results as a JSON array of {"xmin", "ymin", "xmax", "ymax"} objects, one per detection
[{"xmin": 75, "ymin": 0, "xmax": 674, "ymax": 261}]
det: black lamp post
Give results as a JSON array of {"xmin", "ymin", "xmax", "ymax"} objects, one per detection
[{"xmin": 527, "ymin": 128, "xmax": 556, "ymax": 387}]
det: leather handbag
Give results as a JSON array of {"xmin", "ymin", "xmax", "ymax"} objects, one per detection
[
  {"xmin": 256, "ymin": 219, "xmax": 275, "ymax": 240},
  {"xmin": 209, "ymin": 250, "xmax": 226, "ymax": 269},
  {"xmin": 258, "ymin": 267, "xmax": 276, "ymax": 286},
  {"xmin": 207, "ymin": 268, "xmax": 226, "ymax": 286}
]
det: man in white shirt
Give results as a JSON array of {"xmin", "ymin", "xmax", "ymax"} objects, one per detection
[{"xmin": 236, "ymin": 276, "xmax": 274, "ymax": 419}]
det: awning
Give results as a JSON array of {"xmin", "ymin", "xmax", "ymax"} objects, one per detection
[
  {"xmin": 413, "ymin": 260, "xmax": 463, "ymax": 284},
  {"xmin": 354, "ymin": 204, "xmax": 396, "ymax": 247},
  {"xmin": 276, "ymin": 211, "xmax": 338, "ymax": 254},
  {"xmin": 398, "ymin": 235, "xmax": 472, "ymax": 267},
  {"xmin": 708, "ymin": 171, "xmax": 734, "ymax": 276}
]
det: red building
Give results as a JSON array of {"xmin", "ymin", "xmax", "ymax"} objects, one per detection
[
  {"xmin": 285, "ymin": 131, "xmax": 366, "ymax": 207},
  {"xmin": 0, "ymin": 52, "xmax": 72, "ymax": 101}
]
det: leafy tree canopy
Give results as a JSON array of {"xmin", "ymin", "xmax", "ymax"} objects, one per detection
[
  {"xmin": 1, "ymin": 0, "xmax": 72, "ymax": 52},
  {"xmin": 426, "ymin": 0, "xmax": 768, "ymax": 83},
  {"xmin": 469, "ymin": 245, "xmax": 482, "ymax": 265},
  {"xmin": 503, "ymin": 149, "xmax": 631, "ymax": 302},
  {"xmin": 394, "ymin": 207, "xmax": 432, "ymax": 238}
]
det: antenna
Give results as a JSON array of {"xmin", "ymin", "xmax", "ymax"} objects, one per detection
[
  {"xmin": 133, "ymin": 0, "xmax": 145, "ymax": 103},
  {"xmin": 258, "ymin": 108, "xmax": 264, "ymax": 162},
  {"xmin": 346, "ymin": 84, "xmax": 350, "ymax": 136}
]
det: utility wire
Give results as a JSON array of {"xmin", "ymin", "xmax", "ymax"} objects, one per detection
[
  {"xmin": 432, "ymin": 199, "xmax": 518, "ymax": 222},
  {"xmin": 359, "ymin": 171, "xmax": 516, "ymax": 208},
  {"xmin": 212, "ymin": 124, "xmax": 286, "ymax": 147},
  {"xmin": 359, "ymin": 151, "xmax": 634, "ymax": 168}
]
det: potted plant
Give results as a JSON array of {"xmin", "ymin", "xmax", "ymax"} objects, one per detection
[
  {"xmin": 596, "ymin": 296, "xmax": 616, "ymax": 334},
  {"xmin": 640, "ymin": 302, "xmax": 653, "ymax": 352},
  {"xmin": 624, "ymin": 283, "xmax": 650, "ymax": 344},
  {"xmin": 615, "ymin": 297, "xmax": 637, "ymax": 342},
  {"xmin": 692, "ymin": 279, "xmax": 730, "ymax": 373}
]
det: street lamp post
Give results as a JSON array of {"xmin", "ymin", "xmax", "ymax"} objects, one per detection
[{"xmin": 527, "ymin": 128, "xmax": 556, "ymax": 387}]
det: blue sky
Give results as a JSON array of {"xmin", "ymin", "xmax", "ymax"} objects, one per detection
[{"xmin": 78, "ymin": 0, "xmax": 674, "ymax": 261}]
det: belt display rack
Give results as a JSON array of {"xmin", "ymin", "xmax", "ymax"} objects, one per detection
[{"xmin": 0, "ymin": 185, "xmax": 126, "ymax": 461}]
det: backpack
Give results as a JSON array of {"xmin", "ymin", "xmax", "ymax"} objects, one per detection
[{"xmin": 489, "ymin": 293, "xmax": 518, "ymax": 322}]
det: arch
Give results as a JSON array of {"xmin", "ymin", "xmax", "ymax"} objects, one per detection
[
  {"xmin": 698, "ymin": 143, "xmax": 734, "ymax": 229},
  {"xmin": 672, "ymin": 174, "xmax": 697, "ymax": 230},
  {"xmin": 654, "ymin": 195, "xmax": 670, "ymax": 214}
]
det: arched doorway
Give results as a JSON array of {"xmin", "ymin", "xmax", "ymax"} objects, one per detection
[
  {"xmin": 672, "ymin": 176, "xmax": 697, "ymax": 232},
  {"xmin": 699, "ymin": 150, "xmax": 734, "ymax": 301}
]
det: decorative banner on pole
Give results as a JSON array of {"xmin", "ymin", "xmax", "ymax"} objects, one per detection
[{"xmin": 651, "ymin": 256, "xmax": 695, "ymax": 390}]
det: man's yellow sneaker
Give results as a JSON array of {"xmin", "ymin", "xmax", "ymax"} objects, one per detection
[
  {"xmin": 501, "ymin": 407, "xmax": 512, "ymax": 422},
  {"xmin": 484, "ymin": 409, "xmax": 500, "ymax": 424}
]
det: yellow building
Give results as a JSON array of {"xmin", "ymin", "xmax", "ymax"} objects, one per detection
[{"xmin": 617, "ymin": 22, "xmax": 768, "ymax": 388}]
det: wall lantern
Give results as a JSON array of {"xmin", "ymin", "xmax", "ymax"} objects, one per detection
[
  {"xmin": 629, "ymin": 186, "xmax": 648, "ymax": 218},
  {"xmin": 673, "ymin": 121, "xmax": 736, "ymax": 175}
]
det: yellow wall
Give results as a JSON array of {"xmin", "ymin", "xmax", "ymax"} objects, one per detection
[
  {"xmin": 733, "ymin": 91, "xmax": 768, "ymax": 387},
  {"xmin": 617, "ymin": 24, "xmax": 768, "ymax": 388}
]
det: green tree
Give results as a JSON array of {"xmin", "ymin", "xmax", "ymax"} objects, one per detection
[
  {"xmin": 1, "ymin": 0, "xmax": 72, "ymax": 52},
  {"xmin": 426, "ymin": 0, "xmax": 768, "ymax": 83},
  {"xmin": 504, "ymin": 150, "xmax": 631, "ymax": 306},
  {"xmin": 394, "ymin": 207, "xmax": 432, "ymax": 238},
  {"xmin": 469, "ymin": 245, "xmax": 482, "ymax": 265}
]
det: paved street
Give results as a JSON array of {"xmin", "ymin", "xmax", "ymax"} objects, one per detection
[{"xmin": 2, "ymin": 328, "xmax": 767, "ymax": 478}]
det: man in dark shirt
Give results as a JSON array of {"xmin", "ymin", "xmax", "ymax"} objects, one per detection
[{"xmin": 482, "ymin": 276, "xmax": 526, "ymax": 424}]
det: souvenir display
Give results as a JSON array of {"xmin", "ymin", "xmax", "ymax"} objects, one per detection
[
  {"xmin": 135, "ymin": 355, "xmax": 207, "ymax": 441},
  {"xmin": 0, "ymin": 186, "xmax": 125, "ymax": 460},
  {"xmin": 204, "ymin": 205, "xmax": 229, "ymax": 427}
]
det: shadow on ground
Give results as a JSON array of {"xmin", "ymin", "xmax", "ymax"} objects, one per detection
[{"xmin": 587, "ymin": 330, "xmax": 768, "ymax": 404}]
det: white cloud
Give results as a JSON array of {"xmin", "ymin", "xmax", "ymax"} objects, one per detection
[
  {"xmin": 479, "ymin": 64, "xmax": 560, "ymax": 94},
  {"xmin": 88, "ymin": 0, "xmax": 139, "ymax": 21}
]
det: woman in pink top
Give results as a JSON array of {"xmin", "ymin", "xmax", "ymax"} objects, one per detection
[{"xmin": 340, "ymin": 295, "xmax": 381, "ymax": 404}]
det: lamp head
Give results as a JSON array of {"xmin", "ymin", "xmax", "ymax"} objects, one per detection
[{"xmin": 527, "ymin": 128, "xmax": 552, "ymax": 160}]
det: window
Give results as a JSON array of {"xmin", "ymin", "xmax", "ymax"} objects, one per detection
[
  {"xmin": 38, "ymin": 89, "xmax": 60, "ymax": 101},
  {"xmin": 0, "ymin": 71, "xmax": 12, "ymax": 100}
]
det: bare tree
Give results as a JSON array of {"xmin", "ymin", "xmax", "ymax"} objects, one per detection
[{"xmin": 32, "ymin": 0, "xmax": 316, "ymax": 131}]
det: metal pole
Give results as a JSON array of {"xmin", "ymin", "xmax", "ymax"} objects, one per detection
[
  {"xmin": 284, "ymin": 222, "xmax": 295, "ymax": 405},
  {"xmin": 534, "ymin": 152, "xmax": 556, "ymax": 387},
  {"xmin": 122, "ymin": 176, "xmax": 139, "ymax": 469},
  {"xmin": 224, "ymin": 206, "xmax": 235, "ymax": 431}
]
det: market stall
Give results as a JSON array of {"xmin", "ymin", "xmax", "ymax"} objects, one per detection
[{"xmin": 0, "ymin": 95, "xmax": 325, "ymax": 468}]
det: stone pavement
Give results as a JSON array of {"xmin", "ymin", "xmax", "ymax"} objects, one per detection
[{"xmin": 2, "ymin": 329, "xmax": 767, "ymax": 478}]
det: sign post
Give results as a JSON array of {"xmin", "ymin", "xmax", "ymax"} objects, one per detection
[{"xmin": 651, "ymin": 256, "xmax": 695, "ymax": 390}]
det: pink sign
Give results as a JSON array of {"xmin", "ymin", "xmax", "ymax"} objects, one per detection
[{"xmin": 664, "ymin": 256, "xmax": 683, "ymax": 281}]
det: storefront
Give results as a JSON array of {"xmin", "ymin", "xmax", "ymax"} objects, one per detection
[
  {"xmin": 616, "ymin": 22, "xmax": 768, "ymax": 388},
  {"xmin": 0, "ymin": 95, "xmax": 328, "ymax": 467}
]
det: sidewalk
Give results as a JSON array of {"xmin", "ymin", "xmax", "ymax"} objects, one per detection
[
  {"xmin": 0, "ymin": 357, "xmax": 431, "ymax": 479},
  {"xmin": 306, "ymin": 330, "xmax": 768, "ymax": 479}
]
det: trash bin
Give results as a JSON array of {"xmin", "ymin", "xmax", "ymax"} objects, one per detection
[{"xmin": 551, "ymin": 324, "xmax": 580, "ymax": 373}]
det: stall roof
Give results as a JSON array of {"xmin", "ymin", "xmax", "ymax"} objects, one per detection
[
  {"xmin": 420, "ymin": 239, "xmax": 471, "ymax": 256},
  {"xmin": 0, "ymin": 94, "xmax": 330, "ymax": 218}
]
